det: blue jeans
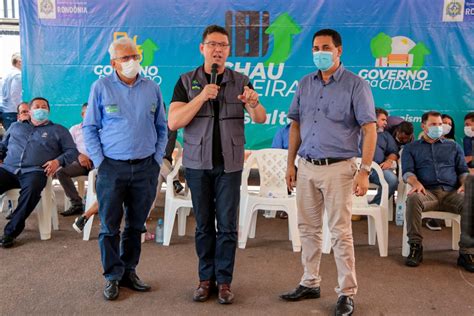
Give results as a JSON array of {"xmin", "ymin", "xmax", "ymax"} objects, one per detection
[
  {"xmin": 185, "ymin": 165, "xmax": 242, "ymax": 284},
  {"xmin": 96, "ymin": 156, "xmax": 159, "ymax": 281},
  {"xmin": 1, "ymin": 112, "xmax": 17, "ymax": 131},
  {"xmin": 0, "ymin": 169, "xmax": 47, "ymax": 238},
  {"xmin": 369, "ymin": 169, "xmax": 398, "ymax": 205}
]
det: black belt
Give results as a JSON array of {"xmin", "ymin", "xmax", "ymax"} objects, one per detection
[
  {"xmin": 305, "ymin": 157, "xmax": 348, "ymax": 166},
  {"xmin": 112, "ymin": 155, "xmax": 152, "ymax": 165}
]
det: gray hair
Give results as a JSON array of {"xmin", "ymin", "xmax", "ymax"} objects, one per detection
[
  {"xmin": 11, "ymin": 53, "xmax": 21, "ymax": 66},
  {"xmin": 108, "ymin": 37, "xmax": 137, "ymax": 59}
]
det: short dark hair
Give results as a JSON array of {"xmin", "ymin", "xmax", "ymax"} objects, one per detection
[
  {"xmin": 312, "ymin": 29, "xmax": 342, "ymax": 47},
  {"xmin": 464, "ymin": 112, "xmax": 474, "ymax": 122},
  {"xmin": 396, "ymin": 121, "xmax": 414, "ymax": 135},
  {"xmin": 421, "ymin": 111, "xmax": 441, "ymax": 124},
  {"xmin": 29, "ymin": 97, "xmax": 50, "ymax": 110},
  {"xmin": 375, "ymin": 108, "xmax": 388, "ymax": 118},
  {"xmin": 441, "ymin": 113, "xmax": 456, "ymax": 140},
  {"xmin": 82, "ymin": 102, "xmax": 88, "ymax": 108},
  {"xmin": 202, "ymin": 25, "xmax": 229, "ymax": 43},
  {"xmin": 16, "ymin": 102, "xmax": 29, "ymax": 113}
]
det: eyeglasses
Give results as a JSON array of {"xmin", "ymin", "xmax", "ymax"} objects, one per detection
[
  {"xmin": 113, "ymin": 54, "xmax": 140, "ymax": 62},
  {"xmin": 203, "ymin": 41, "xmax": 230, "ymax": 48}
]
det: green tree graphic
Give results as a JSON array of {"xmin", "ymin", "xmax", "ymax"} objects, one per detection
[
  {"xmin": 409, "ymin": 42, "xmax": 430, "ymax": 71},
  {"xmin": 264, "ymin": 13, "xmax": 301, "ymax": 66},
  {"xmin": 370, "ymin": 32, "xmax": 392, "ymax": 66}
]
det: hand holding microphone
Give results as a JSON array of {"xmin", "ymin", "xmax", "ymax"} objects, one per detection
[{"xmin": 199, "ymin": 63, "xmax": 220, "ymax": 102}]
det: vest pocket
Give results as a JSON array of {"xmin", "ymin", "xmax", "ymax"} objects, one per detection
[
  {"xmin": 232, "ymin": 135, "xmax": 245, "ymax": 165},
  {"xmin": 184, "ymin": 135, "xmax": 203, "ymax": 162}
]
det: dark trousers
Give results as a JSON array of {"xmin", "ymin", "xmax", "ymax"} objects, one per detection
[
  {"xmin": 96, "ymin": 156, "xmax": 159, "ymax": 281},
  {"xmin": 185, "ymin": 165, "xmax": 242, "ymax": 284},
  {"xmin": 1, "ymin": 112, "xmax": 17, "ymax": 131},
  {"xmin": 56, "ymin": 161, "xmax": 90, "ymax": 206},
  {"xmin": 0, "ymin": 168, "xmax": 47, "ymax": 238}
]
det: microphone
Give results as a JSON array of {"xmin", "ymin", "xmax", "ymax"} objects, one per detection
[{"xmin": 210, "ymin": 63, "xmax": 218, "ymax": 85}]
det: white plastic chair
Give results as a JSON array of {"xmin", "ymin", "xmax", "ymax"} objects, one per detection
[
  {"xmin": 82, "ymin": 169, "xmax": 97, "ymax": 241},
  {"xmin": 162, "ymin": 156, "xmax": 192, "ymax": 246},
  {"xmin": 238, "ymin": 149, "xmax": 301, "ymax": 252},
  {"xmin": 63, "ymin": 175, "xmax": 88, "ymax": 212},
  {"xmin": 0, "ymin": 177, "xmax": 57, "ymax": 240},
  {"xmin": 322, "ymin": 159, "xmax": 389, "ymax": 257},
  {"xmin": 400, "ymin": 183, "xmax": 461, "ymax": 257}
]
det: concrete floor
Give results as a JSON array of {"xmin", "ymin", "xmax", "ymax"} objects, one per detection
[{"xmin": 0, "ymin": 188, "xmax": 473, "ymax": 315}]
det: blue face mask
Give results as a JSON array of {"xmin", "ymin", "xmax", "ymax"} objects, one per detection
[
  {"xmin": 32, "ymin": 108, "xmax": 49, "ymax": 122},
  {"xmin": 313, "ymin": 51, "xmax": 334, "ymax": 71},
  {"xmin": 427, "ymin": 126, "xmax": 443, "ymax": 139}
]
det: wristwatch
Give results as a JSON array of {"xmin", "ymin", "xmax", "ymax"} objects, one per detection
[{"xmin": 359, "ymin": 163, "xmax": 372, "ymax": 174}]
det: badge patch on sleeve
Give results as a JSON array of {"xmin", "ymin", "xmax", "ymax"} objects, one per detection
[{"xmin": 105, "ymin": 104, "xmax": 119, "ymax": 114}]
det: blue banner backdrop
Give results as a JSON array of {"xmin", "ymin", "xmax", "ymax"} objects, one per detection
[{"xmin": 20, "ymin": 0, "xmax": 474, "ymax": 148}]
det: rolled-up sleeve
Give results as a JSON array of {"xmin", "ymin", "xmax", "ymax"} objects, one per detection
[
  {"xmin": 154, "ymin": 85, "xmax": 168, "ymax": 165},
  {"xmin": 353, "ymin": 79, "xmax": 376, "ymax": 126},
  {"xmin": 83, "ymin": 81, "xmax": 105, "ymax": 167}
]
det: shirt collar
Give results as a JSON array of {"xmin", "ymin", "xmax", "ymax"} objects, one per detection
[
  {"xmin": 419, "ymin": 135, "xmax": 446, "ymax": 144},
  {"xmin": 313, "ymin": 63, "xmax": 345, "ymax": 83}
]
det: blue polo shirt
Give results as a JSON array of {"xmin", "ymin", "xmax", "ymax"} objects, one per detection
[
  {"xmin": 288, "ymin": 64, "xmax": 376, "ymax": 159},
  {"xmin": 83, "ymin": 72, "xmax": 167, "ymax": 167},
  {"xmin": 463, "ymin": 136, "xmax": 473, "ymax": 157},
  {"xmin": 402, "ymin": 138, "xmax": 469, "ymax": 191},
  {"xmin": 0, "ymin": 120, "xmax": 78, "ymax": 174}
]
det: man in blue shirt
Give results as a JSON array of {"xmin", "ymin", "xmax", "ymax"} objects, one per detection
[
  {"xmin": 1, "ymin": 53, "xmax": 22, "ymax": 130},
  {"xmin": 402, "ymin": 111, "xmax": 473, "ymax": 272},
  {"xmin": 280, "ymin": 29, "xmax": 377, "ymax": 316},
  {"xmin": 463, "ymin": 112, "xmax": 474, "ymax": 168},
  {"xmin": 83, "ymin": 37, "xmax": 167, "ymax": 301},
  {"xmin": 272, "ymin": 123, "xmax": 290, "ymax": 149},
  {"xmin": 0, "ymin": 97, "xmax": 78, "ymax": 248},
  {"xmin": 369, "ymin": 108, "xmax": 399, "ymax": 205}
]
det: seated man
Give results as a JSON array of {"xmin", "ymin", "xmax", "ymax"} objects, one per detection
[
  {"xmin": 388, "ymin": 119, "xmax": 414, "ymax": 151},
  {"xmin": 271, "ymin": 123, "xmax": 290, "ymax": 149},
  {"xmin": 402, "ymin": 111, "xmax": 473, "ymax": 272},
  {"xmin": 57, "ymin": 103, "xmax": 93, "ymax": 216},
  {"xmin": 369, "ymin": 108, "xmax": 399, "ymax": 205},
  {"xmin": 0, "ymin": 97, "xmax": 78, "ymax": 248},
  {"xmin": 463, "ymin": 112, "xmax": 474, "ymax": 168},
  {"xmin": 16, "ymin": 102, "xmax": 30, "ymax": 123}
]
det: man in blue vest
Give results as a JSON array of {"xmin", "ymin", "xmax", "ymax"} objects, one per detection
[{"xmin": 168, "ymin": 25, "xmax": 266, "ymax": 304}]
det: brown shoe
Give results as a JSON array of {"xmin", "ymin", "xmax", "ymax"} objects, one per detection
[
  {"xmin": 218, "ymin": 283, "xmax": 234, "ymax": 304},
  {"xmin": 193, "ymin": 280, "xmax": 215, "ymax": 302}
]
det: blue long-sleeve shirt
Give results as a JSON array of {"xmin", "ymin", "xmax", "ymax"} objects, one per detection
[
  {"xmin": 0, "ymin": 121, "xmax": 78, "ymax": 174},
  {"xmin": 402, "ymin": 138, "xmax": 469, "ymax": 191},
  {"xmin": 373, "ymin": 131, "xmax": 399, "ymax": 164},
  {"xmin": 83, "ymin": 72, "xmax": 167, "ymax": 167},
  {"xmin": 271, "ymin": 124, "xmax": 290, "ymax": 149},
  {"xmin": 1, "ymin": 68, "xmax": 22, "ymax": 113}
]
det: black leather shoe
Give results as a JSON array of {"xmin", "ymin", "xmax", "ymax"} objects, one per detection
[
  {"xmin": 280, "ymin": 285, "xmax": 320, "ymax": 301},
  {"xmin": 458, "ymin": 253, "xmax": 474, "ymax": 272},
  {"xmin": 119, "ymin": 271, "xmax": 151, "ymax": 292},
  {"xmin": 103, "ymin": 280, "xmax": 119, "ymax": 301},
  {"xmin": 60, "ymin": 205, "xmax": 84, "ymax": 217},
  {"xmin": 5, "ymin": 211, "xmax": 14, "ymax": 220},
  {"xmin": 173, "ymin": 180, "xmax": 184, "ymax": 194},
  {"xmin": 335, "ymin": 295, "xmax": 354, "ymax": 316},
  {"xmin": 405, "ymin": 243, "xmax": 423, "ymax": 267},
  {"xmin": 0, "ymin": 235, "xmax": 15, "ymax": 248}
]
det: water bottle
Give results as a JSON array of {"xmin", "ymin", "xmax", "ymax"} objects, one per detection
[
  {"xmin": 395, "ymin": 204, "xmax": 404, "ymax": 226},
  {"xmin": 155, "ymin": 219, "xmax": 164, "ymax": 244}
]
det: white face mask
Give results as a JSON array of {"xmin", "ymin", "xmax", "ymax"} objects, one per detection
[
  {"xmin": 465, "ymin": 126, "xmax": 474, "ymax": 138},
  {"xmin": 120, "ymin": 59, "xmax": 141, "ymax": 79},
  {"xmin": 441, "ymin": 123, "xmax": 452, "ymax": 136}
]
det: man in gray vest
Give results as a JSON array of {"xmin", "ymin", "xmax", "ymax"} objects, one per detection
[{"xmin": 168, "ymin": 25, "xmax": 266, "ymax": 304}]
